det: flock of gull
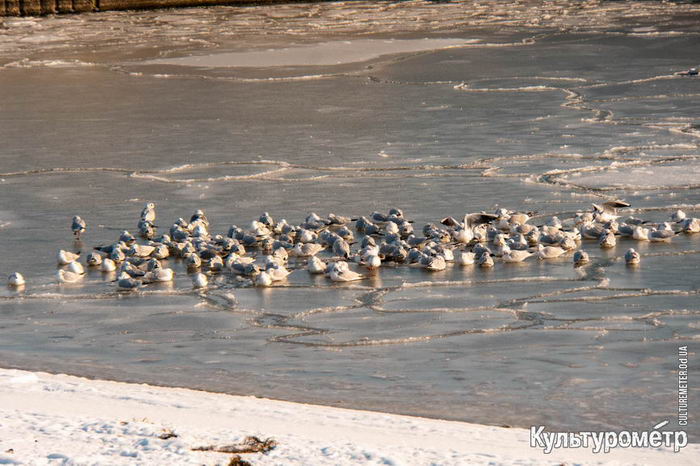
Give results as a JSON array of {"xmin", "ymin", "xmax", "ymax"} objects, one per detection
[{"xmin": 5, "ymin": 200, "xmax": 700, "ymax": 291}]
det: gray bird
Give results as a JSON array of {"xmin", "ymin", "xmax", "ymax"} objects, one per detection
[{"xmin": 71, "ymin": 216, "xmax": 86, "ymax": 239}]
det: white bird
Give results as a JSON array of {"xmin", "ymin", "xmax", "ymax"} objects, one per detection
[
  {"xmin": 144, "ymin": 268, "xmax": 174, "ymax": 283},
  {"xmin": 101, "ymin": 258, "xmax": 117, "ymax": 272},
  {"xmin": 255, "ymin": 271, "xmax": 273, "ymax": 287},
  {"xmin": 598, "ymin": 230, "xmax": 616, "ymax": 249},
  {"xmin": 423, "ymin": 255, "xmax": 446, "ymax": 271},
  {"xmin": 650, "ymin": 228, "xmax": 675, "ymax": 242},
  {"xmin": 537, "ymin": 244, "xmax": 566, "ymax": 260},
  {"xmin": 632, "ymin": 226, "xmax": 650, "ymax": 241},
  {"xmin": 455, "ymin": 251, "xmax": 476, "ymax": 265},
  {"xmin": 141, "ymin": 202, "xmax": 156, "ymax": 223},
  {"xmin": 625, "ymin": 248, "xmax": 641, "ymax": 265},
  {"xmin": 681, "ymin": 218, "xmax": 700, "ymax": 233},
  {"xmin": 8, "ymin": 272, "xmax": 25, "ymax": 287},
  {"xmin": 502, "ymin": 250, "xmax": 533, "ymax": 263},
  {"xmin": 363, "ymin": 254, "xmax": 382, "ymax": 270},
  {"xmin": 453, "ymin": 227, "xmax": 474, "ymax": 244},
  {"xmin": 57, "ymin": 269, "xmax": 82, "ymax": 283},
  {"xmin": 292, "ymin": 243, "xmax": 324, "ymax": 257},
  {"xmin": 129, "ymin": 244, "xmax": 155, "ymax": 258},
  {"xmin": 267, "ymin": 265, "xmax": 291, "ymax": 281},
  {"xmin": 192, "ymin": 272, "xmax": 208, "ymax": 288},
  {"xmin": 671, "ymin": 209, "xmax": 686, "ymax": 223},
  {"xmin": 66, "ymin": 261, "xmax": 85, "ymax": 275},
  {"xmin": 329, "ymin": 262, "xmax": 363, "ymax": 282},
  {"xmin": 57, "ymin": 249, "xmax": 80, "ymax": 265},
  {"xmin": 307, "ymin": 256, "xmax": 327, "ymax": 274},
  {"xmin": 440, "ymin": 248, "xmax": 454, "ymax": 262}
]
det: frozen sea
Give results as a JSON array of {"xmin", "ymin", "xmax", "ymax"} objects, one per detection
[{"xmin": 1, "ymin": 0, "xmax": 699, "ymax": 437}]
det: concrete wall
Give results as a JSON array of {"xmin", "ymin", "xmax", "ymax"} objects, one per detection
[{"xmin": 1, "ymin": 0, "xmax": 308, "ymax": 16}]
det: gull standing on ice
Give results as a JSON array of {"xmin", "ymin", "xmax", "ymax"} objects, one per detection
[
  {"xmin": 71, "ymin": 216, "xmax": 86, "ymax": 239},
  {"xmin": 141, "ymin": 202, "xmax": 156, "ymax": 223}
]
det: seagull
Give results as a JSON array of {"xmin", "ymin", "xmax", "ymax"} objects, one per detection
[
  {"xmin": 649, "ymin": 228, "xmax": 676, "ymax": 242},
  {"xmin": 502, "ymin": 250, "xmax": 533, "ymax": 263},
  {"xmin": 140, "ymin": 202, "xmax": 156, "ymax": 223},
  {"xmin": 71, "ymin": 216, "xmax": 86, "ymax": 239},
  {"xmin": 477, "ymin": 252, "xmax": 494, "ymax": 268},
  {"xmin": 537, "ymin": 244, "xmax": 566, "ymax": 260},
  {"xmin": 192, "ymin": 272, "xmax": 208, "ymax": 288},
  {"xmin": 86, "ymin": 252, "xmax": 103, "ymax": 266},
  {"xmin": 129, "ymin": 244, "xmax": 155, "ymax": 258},
  {"xmin": 625, "ymin": 248, "xmax": 641, "ymax": 265},
  {"xmin": 292, "ymin": 243, "xmax": 324, "ymax": 257},
  {"xmin": 119, "ymin": 261, "xmax": 145, "ymax": 278},
  {"xmin": 332, "ymin": 238, "xmax": 351, "ymax": 259},
  {"xmin": 681, "ymin": 218, "xmax": 700, "ymax": 233},
  {"xmin": 66, "ymin": 262, "xmax": 85, "ymax": 275},
  {"xmin": 255, "ymin": 271, "xmax": 273, "ymax": 287},
  {"xmin": 328, "ymin": 262, "xmax": 364, "ymax": 282},
  {"xmin": 57, "ymin": 269, "xmax": 82, "ymax": 283},
  {"xmin": 592, "ymin": 200, "xmax": 630, "ymax": 222},
  {"xmin": 670, "ymin": 210, "xmax": 687, "ymax": 223},
  {"xmin": 632, "ymin": 226, "xmax": 650, "ymax": 241},
  {"xmin": 101, "ymin": 258, "xmax": 117, "ymax": 272},
  {"xmin": 117, "ymin": 272, "xmax": 142, "ymax": 291},
  {"xmin": 455, "ymin": 251, "xmax": 476, "ymax": 265},
  {"xmin": 119, "ymin": 230, "xmax": 136, "ymax": 246},
  {"xmin": 209, "ymin": 255, "xmax": 225, "ymax": 273},
  {"xmin": 151, "ymin": 243, "xmax": 170, "ymax": 260},
  {"xmin": 573, "ymin": 250, "xmax": 590, "ymax": 266},
  {"xmin": 307, "ymin": 256, "xmax": 327, "ymax": 274},
  {"xmin": 8, "ymin": 272, "xmax": 25, "ymax": 287},
  {"xmin": 110, "ymin": 248, "xmax": 126, "ymax": 262},
  {"xmin": 598, "ymin": 230, "xmax": 616, "ymax": 249},
  {"xmin": 57, "ymin": 249, "xmax": 80, "ymax": 265},
  {"xmin": 184, "ymin": 253, "xmax": 202, "ymax": 269},
  {"xmin": 266, "ymin": 264, "xmax": 291, "ymax": 281},
  {"xmin": 363, "ymin": 254, "xmax": 382, "ymax": 270},
  {"xmin": 138, "ymin": 220, "xmax": 156, "ymax": 239},
  {"xmin": 144, "ymin": 268, "xmax": 174, "ymax": 283},
  {"xmin": 422, "ymin": 255, "xmax": 446, "ymax": 271}
]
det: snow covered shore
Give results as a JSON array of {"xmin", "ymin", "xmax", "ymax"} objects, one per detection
[{"xmin": 0, "ymin": 368, "xmax": 697, "ymax": 465}]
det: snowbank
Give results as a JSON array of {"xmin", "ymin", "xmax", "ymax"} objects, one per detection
[{"xmin": 0, "ymin": 368, "xmax": 697, "ymax": 465}]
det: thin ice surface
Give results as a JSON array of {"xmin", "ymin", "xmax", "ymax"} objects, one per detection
[{"xmin": 0, "ymin": 0, "xmax": 699, "ymax": 437}]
